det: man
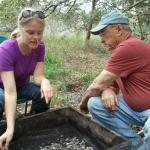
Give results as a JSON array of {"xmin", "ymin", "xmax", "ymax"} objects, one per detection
[{"xmin": 80, "ymin": 10, "xmax": 150, "ymax": 150}]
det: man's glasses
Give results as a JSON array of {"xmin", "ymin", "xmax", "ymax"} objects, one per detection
[
  {"xmin": 99, "ymin": 26, "xmax": 115, "ymax": 37},
  {"xmin": 99, "ymin": 31, "xmax": 106, "ymax": 37},
  {"xmin": 19, "ymin": 10, "xmax": 46, "ymax": 21}
]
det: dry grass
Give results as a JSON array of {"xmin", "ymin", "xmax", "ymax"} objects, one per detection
[{"xmin": 44, "ymin": 34, "xmax": 109, "ymax": 108}]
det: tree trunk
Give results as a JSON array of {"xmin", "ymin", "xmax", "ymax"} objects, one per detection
[
  {"xmin": 136, "ymin": 13, "xmax": 144, "ymax": 40},
  {"xmin": 85, "ymin": 0, "xmax": 96, "ymax": 42}
]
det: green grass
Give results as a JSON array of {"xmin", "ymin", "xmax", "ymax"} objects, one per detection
[
  {"xmin": 95, "ymin": 48, "xmax": 109, "ymax": 57},
  {"xmin": 78, "ymin": 68, "xmax": 100, "ymax": 84},
  {"xmin": 43, "ymin": 34, "xmax": 108, "ymax": 107},
  {"xmin": 44, "ymin": 33, "xmax": 85, "ymax": 47},
  {"xmin": 51, "ymin": 93, "xmax": 68, "ymax": 107},
  {"xmin": 45, "ymin": 52, "xmax": 69, "ymax": 80}
]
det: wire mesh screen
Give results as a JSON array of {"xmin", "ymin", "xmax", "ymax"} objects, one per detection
[{"xmin": 9, "ymin": 123, "xmax": 101, "ymax": 150}]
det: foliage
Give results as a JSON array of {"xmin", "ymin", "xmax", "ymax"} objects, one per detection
[
  {"xmin": 78, "ymin": 68, "xmax": 99, "ymax": 83},
  {"xmin": 0, "ymin": 0, "xmax": 23, "ymax": 31},
  {"xmin": 51, "ymin": 93, "xmax": 68, "ymax": 107},
  {"xmin": 43, "ymin": 33, "xmax": 106, "ymax": 107},
  {"xmin": 0, "ymin": 0, "xmax": 42, "ymax": 32},
  {"xmin": 44, "ymin": 47, "xmax": 70, "ymax": 107},
  {"xmin": 44, "ymin": 52, "xmax": 69, "ymax": 80},
  {"xmin": 0, "ymin": 0, "xmax": 149, "ymax": 42},
  {"xmin": 124, "ymin": 0, "xmax": 150, "ymax": 41}
]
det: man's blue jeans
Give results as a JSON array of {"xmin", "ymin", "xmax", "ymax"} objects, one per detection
[
  {"xmin": 0, "ymin": 83, "xmax": 49, "ymax": 120},
  {"xmin": 88, "ymin": 96, "xmax": 150, "ymax": 150}
]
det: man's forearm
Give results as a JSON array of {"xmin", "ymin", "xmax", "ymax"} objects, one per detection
[
  {"xmin": 101, "ymin": 87, "xmax": 118, "ymax": 97},
  {"xmin": 81, "ymin": 83, "xmax": 103, "ymax": 104},
  {"xmin": 81, "ymin": 70, "xmax": 118, "ymax": 105},
  {"xmin": 103, "ymin": 86, "xmax": 119, "ymax": 95}
]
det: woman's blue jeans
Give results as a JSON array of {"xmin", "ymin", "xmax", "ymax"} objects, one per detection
[
  {"xmin": 88, "ymin": 96, "xmax": 150, "ymax": 150},
  {"xmin": 0, "ymin": 83, "xmax": 49, "ymax": 119}
]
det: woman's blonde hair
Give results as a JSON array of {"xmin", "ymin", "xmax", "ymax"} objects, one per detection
[
  {"xmin": 10, "ymin": 28, "xmax": 20, "ymax": 39},
  {"xmin": 10, "ymin": 7, "xmax": 45, "ymax": 38}
]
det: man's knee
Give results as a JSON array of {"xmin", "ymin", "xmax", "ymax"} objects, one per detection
[
  {"xmin": 88, "ymin": 97, "xmax": 103, "ymax": 113},
  {"xmin": 144, "ymin": 116, "xmax": 150, "ymax": 142}
]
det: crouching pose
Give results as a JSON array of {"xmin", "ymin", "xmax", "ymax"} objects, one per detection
[
  {"xmin": 0, "ymin": 8, "xmax": 53, "ymax": 149},
  {"xmin": 80, "ymin": 10, "xmax": 150, "ymax": 150}
]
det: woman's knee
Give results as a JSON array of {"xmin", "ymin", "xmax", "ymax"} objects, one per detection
[
  {"xmin": 29, "ymin": 83, "xmax": 41, "ymax": 99},
  {"xmin": 0, "ymin": 91, "xmax": 4, "ymax": 119}
]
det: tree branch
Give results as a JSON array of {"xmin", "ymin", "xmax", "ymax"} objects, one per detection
[
  {"xmin": 66, "ymin": 0, "xmax": 77, "ymax": 13},
  {"xmin": 44, "ymin": 0, "xmax": 70, "ymax": 13},
  {"xmin": 123, "ymin": 0, "xmax": 147, "ymax": 12}
]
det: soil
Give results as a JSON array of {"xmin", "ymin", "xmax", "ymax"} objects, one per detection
[{"xmin": 10, "ymin": 124, "xmax": 97, "ymax": 150}]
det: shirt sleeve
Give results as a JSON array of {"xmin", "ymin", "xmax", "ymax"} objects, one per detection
[
  {"xmin": 37, "ymin": 43, "xmax": 45, "ymax": 62},
  {"xmin": 0, "ymin": 47, "xmax": 14, "ymax": 71},
  {"xmin": 105, "ymin": 44, "xmax": 143, "ymax": 78}
]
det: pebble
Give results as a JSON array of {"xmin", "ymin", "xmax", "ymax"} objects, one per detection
[{"xmin": 39, "ymin": 137, "xmax": 94, "ymax": 150}]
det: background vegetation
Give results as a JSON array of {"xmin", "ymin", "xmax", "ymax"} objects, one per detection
[
  {"xmin": 44, "ymin": 34, "xmax": 107, "ymax": 107},
  {"xmin": 0, "ymin": 0, "xmax": 149, "ymax": 107}
]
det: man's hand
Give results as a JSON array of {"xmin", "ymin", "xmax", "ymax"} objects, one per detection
[
  {"xmin": 101, "ymin": 88, "xmax": 119, "ymax": 112},
  {"xmin": 80, "ymin": 83, "xmax": 101, "ymax": 114},
  {"xmin": 41, "ymin": 79, "xmax": 53, "ymax": 103},
  {"xmin": 79, "ymin": 88, "xmax": 94, "ymax": 114},
  {"xmin": 80, "ymin": 70, "xmax": 118, "ymax": 114},
  {"xmin": 79, "ymin": 101, "xmax": 89, "ymax": 114},
  {"xmin": 0, "ymin": 130, "xmax": 14, "ymax": 150}
]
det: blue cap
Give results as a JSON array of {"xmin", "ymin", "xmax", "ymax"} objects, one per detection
[{"xmin": 90, "ymin": 10, "xmax": 129, "ymax": 35}]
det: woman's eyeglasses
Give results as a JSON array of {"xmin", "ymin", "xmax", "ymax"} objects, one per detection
[{"xmin": 19, "ymin": 10, "xmax": 46, "ymax": 20}]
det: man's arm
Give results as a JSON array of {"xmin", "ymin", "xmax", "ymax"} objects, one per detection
[
  {"xmin": 101, "ymin": 81, "xmax": 119, "ymax": 112},
  {"xmin": 80, "ymin": 69, "xmax": 118, "ymax": 113},
  {"xmin": 0, "ymin": 71, "xmax": 17, "ymax": 150}
]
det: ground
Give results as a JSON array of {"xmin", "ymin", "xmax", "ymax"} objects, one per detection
[
  {"xmin": 48, "ymin": 39, "xmax": 108, "ymax": 110},
  {"xmin": 16, "ymin": 36, "xmax": 141, "ymax": 134},
  {"xmin": 17, "ymin": 38, "xmax": 108, "ymax": 114}
]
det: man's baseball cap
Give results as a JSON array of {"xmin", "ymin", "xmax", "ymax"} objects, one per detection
[{"xmin": 90, "ymin": 10, "xmax": 129, "ymax": 35}]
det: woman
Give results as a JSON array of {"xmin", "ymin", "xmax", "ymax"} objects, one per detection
[{"xmin": 0, "ymin": 8, "xmax": 53, "ymax": 149}]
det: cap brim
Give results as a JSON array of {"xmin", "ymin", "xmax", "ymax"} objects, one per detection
[{"xmin": 90, "ymin": 24, "xmax": 107, "ymax": 35}]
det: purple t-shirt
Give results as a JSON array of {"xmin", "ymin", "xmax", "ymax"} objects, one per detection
[{"xmin": 0, "ymin": 39, "xmax": 45, "ymax": 89}]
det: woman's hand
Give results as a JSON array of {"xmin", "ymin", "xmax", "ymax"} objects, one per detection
[
  {"xmin": 0, "ymin": 129, "xmax": 14, "ymax": 150},
  {"xmin": 41, "ymin": 78, "xmax": 53, "ymax": 103}
]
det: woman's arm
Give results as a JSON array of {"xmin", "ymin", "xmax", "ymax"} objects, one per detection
[
  {"xmin": 0, "ymin": 71, "xmax": 17, "ymax": 150},
  {"xmin": 33, "ymin": 62, "xmax": 45, "ymax": 85},
  {"xmin": 33, "ymin": 62, "xmax": 53, "ymax": 103}
]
